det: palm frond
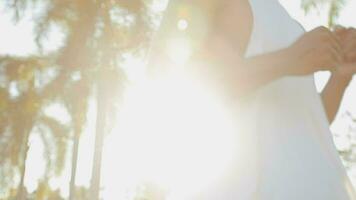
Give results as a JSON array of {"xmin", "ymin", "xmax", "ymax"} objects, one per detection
[{"xmin": 301, "ymin": 0, "xmax": 348, "ymax": 27}]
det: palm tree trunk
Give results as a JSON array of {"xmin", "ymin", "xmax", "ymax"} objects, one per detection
[
  {"xmin": 90, "ymin": 83, "xmax": 107, "ymax": 200},
  {"xmin": 69, "ymin": 133, "xmax": 80, "ymax": 200},
  {"xmin": 16, "ymin": 143, "xmax": 29, "ymax": 200}
]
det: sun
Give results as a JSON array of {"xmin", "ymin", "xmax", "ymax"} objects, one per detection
[
  {"xmin": 97, "ymin": 16, "xmax": 242, "ymax": 198},
  {"xmin": 99, "ymin": 68, "xmax": 241, "ymax": 199}
]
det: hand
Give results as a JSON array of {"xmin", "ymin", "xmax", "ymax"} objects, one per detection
[
  {"xmin": 288, "ymin": 26, "xmax": 343, "ymax": 76},
  {"xmin": 335, "ymin": 26, "xmax": 356, "ymax": 62},
  {"xmin": 334, "ymin": 26, "xmax": 356, "ymax": 82}
]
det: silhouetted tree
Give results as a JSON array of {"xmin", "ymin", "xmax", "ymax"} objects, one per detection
[{"xmin": 0, "ymin": 0, "xmax": 154, "ymax": 199}]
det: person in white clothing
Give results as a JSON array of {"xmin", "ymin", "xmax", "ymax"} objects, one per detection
[{"xmin": 148, "ymin": 0, "xmax": 356, "ymax": 199}]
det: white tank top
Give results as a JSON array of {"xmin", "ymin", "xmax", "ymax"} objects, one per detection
[
  {"xmin": 148, "ymin": 0, "xmax": 356, "ymax": 199},
  {"xmin": 235, "ymin": 0, "xmax": 356, "ymax": 199}
]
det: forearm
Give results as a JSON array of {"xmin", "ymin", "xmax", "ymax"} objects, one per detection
[
  {"xmin": 321, "ymin": 74, "xmax": 350, "ymax": 123},
  {"xmin": 232, "ymin": 48, "xmax": 297, "ymax": 96},
  {"xmin": 200, "ymin": 45, "xmax": 299, "ymax": 98},
  {"xmin": 192, "ymin": 33, "xmax": 300, "ymax": 97},
  {"xmin": 195, "ymin": 26, "xmax": 340, "ymax": 99}
]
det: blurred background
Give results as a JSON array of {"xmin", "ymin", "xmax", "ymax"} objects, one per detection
[{"xmin": 0, "ymin": 0, "xmax": 356, "ymax": 199}]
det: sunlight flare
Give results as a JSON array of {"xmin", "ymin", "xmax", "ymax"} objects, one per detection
[
  {"xmin": 101, "ymin": 71, "xmax": 240, "ymax": 199},
  {"xmin": 177, "ymin": 19, "xmax": 189, "ymax": 31},
  {"xmin": 166, "ymin": 37, "xmax": 193, "ymax": 66}
]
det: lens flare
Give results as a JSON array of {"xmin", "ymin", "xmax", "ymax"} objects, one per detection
[
  {"xmin": 177, "ymin": 19, "xmax": 189, "ymax": 31},
  {"xmin": 101, "ymin": 71, "xmax": 240, "ymax": 200}
]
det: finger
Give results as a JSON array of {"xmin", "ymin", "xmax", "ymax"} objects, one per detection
[
  {"xmin": 315, "ymin": 26, "xmax": 329, "ymax": 33},
  {"xmin": 345, "ymin": 37, "xmax": 356, "ymax": 49},
  {"xmin": 333, "ymin": 25, "xmax": 344, "ymax": 31},
  {"xmin": 344, "ymin": 29, "xmax": 356, "ymax": 42},
  {"xmin": 348, "ymin": 27, "xmax": 356, "ymax": 34},
  {"xmin": 344, "ymin": 38, "xmax": 356, "ymax": 61},
  {"xmin": 332, "ymin": 33, "xmax": 343, "ymax": 52},
  {"xmin": 324, "ymin": 37, "xmax": 343, "ymax": 59},
  {"xmin": 343, "ymin": 35, "xmax": 356, "ymax": 48},
  {"xmin": 326, "ymin": 31, "xmax": 343, "ymax": 54},
  {"xmin": 322, "ymin": 54, "xmax": 339, "ymax": 72},
  {"xmin": 333, "ymin": 25, "xmax": 348, "ymax": 36},
  {"xmin": 327, "ymin": 42, "xmax": 344, "ymax": 63},
  {"xmin": 346, "ymin": 30, "xmax": 356, "ymax": 39},
  {"xmin": 346, "ymin": 51, "xmax": 356, "ymax": 62},
  {"xmin": 338, "ymin": 63, "xmax": 356, "ymax": 76},
  {"xmin": 326, "ymin": 46, "xmax": 343, "ymax": 67},
  {"xmin": 321, "ymin": 62, "xmax": 335, "ymax": 72}
]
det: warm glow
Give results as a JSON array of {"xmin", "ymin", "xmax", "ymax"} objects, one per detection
[
  {"xmin": 101, "ymin": 70, "xmax": 240, "ymax": 199},
  {"xmin": 3, "ymin": 0, "xmax": 355, "ymax": 199},
  {"xmin": 167, "ymin": 37, "xmax": 193, "ymax": 66},
  {"xmin": 177, "ymin": 19, "xmax": 189, "ymax": 31}
]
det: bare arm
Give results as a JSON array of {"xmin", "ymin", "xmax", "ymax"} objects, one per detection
[
  {"xmin": 321, "ymin": 75, "xmax": 350, "ymax": 123},
  {"xmin": 194, "ymin": 0, "xmax": 342, "ymax": 98},
  {"xmin": 149, "ymin": 0, "xmax": 343, "ymax": 99},
  {"xmin": 321, "ymin": 28, "xmax": 356, "ymax": 123}
]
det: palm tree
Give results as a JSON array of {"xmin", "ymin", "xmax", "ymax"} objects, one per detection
[
  {"xmin": 0, "ymin": 55, "xmax": 70, "ymax": 199},
  {"xmin": 302, "ymin": 0, "xmax": 348, "ymax": 27},
  {"xmin": 1, "ymin": 0, "xmax": 152, "ymax": 199}
]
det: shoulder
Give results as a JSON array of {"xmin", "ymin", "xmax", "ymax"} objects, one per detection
[{"xmin": 214, "ymin": 0, "xmax": 253, "ymax": 54}]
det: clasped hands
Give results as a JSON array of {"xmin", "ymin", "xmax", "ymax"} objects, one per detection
[
  {"xmin": 332, "ymin": 26, "xmax": 356, "ymax": 83},
  {"xmin": 289, "ymin": 25, "xmax": 356, "ymax": 85}
]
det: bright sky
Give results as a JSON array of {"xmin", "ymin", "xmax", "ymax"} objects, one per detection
[{"xmin": 1, "ymin": 0, "xmax": 356, "ymax": 199}]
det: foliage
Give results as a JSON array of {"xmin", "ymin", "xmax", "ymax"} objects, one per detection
[
  {"xmin": 0, "ymin": 0, "xmax": 154, "ymax": 198},
  {"xmin": 301, "ymin": 0, "xmax": 348, "ymax": 27},
  {"xmin": 3, "ymin": 182, "xmax": 89, "ymax": 200},
  {"xmin": 337, "ymin": 112, "xmax": 356, "ymax": 169}
]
